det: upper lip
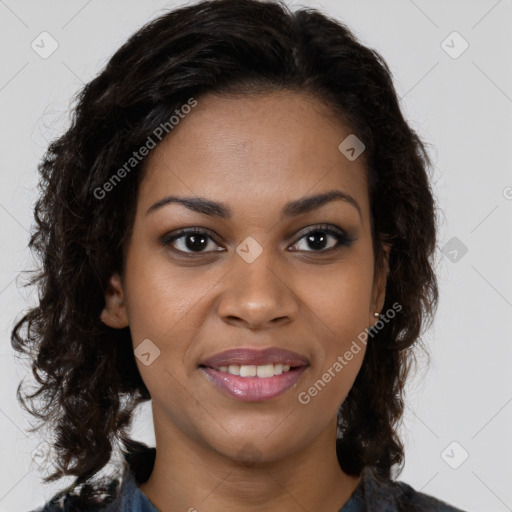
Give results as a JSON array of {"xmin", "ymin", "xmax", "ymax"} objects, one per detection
[{"xmin": 200, "ymin": 347, "xmax": 309, "ymax": 368}]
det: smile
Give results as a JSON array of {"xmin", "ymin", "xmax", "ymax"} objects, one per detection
[{"xmin": 200, "ymin": 365, "xmax": 308, "ymax": 402}]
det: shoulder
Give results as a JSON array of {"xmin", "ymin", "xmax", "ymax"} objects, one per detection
[
  {"xmin": 358, "ymin": 467, "xmax": 467, "ymax": 512},
  {"xmin": 27, "ymin": 445, "xmax": 157, "ymax": 512},
  {"xmin": 27, "ymin": 492, "xmax": 118, "ymax": 512},
  {"xmin": 26, "ymin": 464, "xmax": 132, "ymax": 512},
  {"xmin": 393, "ymin": 481, "xmax": 466, "ymax": 511}
]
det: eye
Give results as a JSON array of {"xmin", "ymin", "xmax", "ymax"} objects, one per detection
[
  {"xmin": 289, "ymin": 224, "xmax": 355, "ymax": 253},
  {"xmin": 161, "ymin": 228, "xmax": 224, "ymax": 255}
]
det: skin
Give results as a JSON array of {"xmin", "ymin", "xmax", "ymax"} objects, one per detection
[{"xmin": 100, "ymin": 90, "xmax": 389, "ymax": 512}]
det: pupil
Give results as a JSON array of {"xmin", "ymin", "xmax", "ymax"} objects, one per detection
[
  {"xmin": 307, "ymin": 231, "xmax": 327, "ymax": 250},
  {"xmin": 186, "ymin": 233, "xmax": 208, "ymax": 251}
]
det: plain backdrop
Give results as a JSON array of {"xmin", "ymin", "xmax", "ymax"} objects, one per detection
[{"xmin": 1, "ymin": 1, "xmax": 511, "ymax": 511}]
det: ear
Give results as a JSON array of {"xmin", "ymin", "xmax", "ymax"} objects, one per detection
[
  {"xmin": 100, "ymin": 273, "xmax": 129, "ymax": 329},
  {"xmin": 369, "ymin": 243, "xmax": 391, "ymax": 325}
]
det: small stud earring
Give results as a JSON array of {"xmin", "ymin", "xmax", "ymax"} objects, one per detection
[{"xmin": 374, "ymin": 312, "xmax": 379, "ymax": 317}]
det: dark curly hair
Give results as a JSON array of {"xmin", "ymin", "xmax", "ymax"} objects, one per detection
[{"xmin": 12, "ymin": 0, "xmax": 438, "ymax": 506}]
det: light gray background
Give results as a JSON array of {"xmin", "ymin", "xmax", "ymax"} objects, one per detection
[{"xmin": 1, "ymin": 1, "xmax": 511, "ymax": 511}]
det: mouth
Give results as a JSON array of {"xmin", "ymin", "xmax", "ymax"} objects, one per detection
[{"xmin": 199, "ymin": 347, "xmax": 309, "ymax": 402}]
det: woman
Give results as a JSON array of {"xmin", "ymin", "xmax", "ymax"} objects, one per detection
[{"xmin": 13, "ymin": 0, "xmax": 465, "ymax": 510}]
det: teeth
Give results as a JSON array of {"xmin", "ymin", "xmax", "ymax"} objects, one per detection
[
  {"xmin": 228, "ymin": 364, "xmax": 240, "ymax": 375},
  {"xmin": 256, "ymin": 364, "xmax": 274, "ymax": 378},
  {"xmin": 214, "ymin": 363, "xmax": 293, "ymax": 378},
  {"xmin": 240, "ymin": 365, "xmax": 256, "ymax": 377}
]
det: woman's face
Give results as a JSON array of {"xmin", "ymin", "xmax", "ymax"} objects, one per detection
[{"xmin": 102, "ymin": 90, "xmax": 388, "ymax": 464}]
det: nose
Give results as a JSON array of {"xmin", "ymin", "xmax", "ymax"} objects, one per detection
[{"xmin": 216, "ymin": 246, "xmax": 298, "ymax": 331}]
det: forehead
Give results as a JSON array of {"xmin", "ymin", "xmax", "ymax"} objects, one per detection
[{"xmin": 139, "ymin": 91, "xmax": 369, "ymax": 221}]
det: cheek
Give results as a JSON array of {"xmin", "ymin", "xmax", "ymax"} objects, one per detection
[
  {"xmin": 121, "ymin": 255, "xmax": 190, "ymax": 391},
  {"xmin": 126, "ymin": 281, "xmax": 194, "ymax": 408},
  {"xmin": 295, "ymin": 249, "xmax": 373, "ymax": 405},
  {"xmin": 303, "ymin": 255, "xmax": 375, "ymax": 343},
  {"xmin": 123, "ymin": 247, "xmax": 228, "ymax": 389},
  {"xmin": 296, "ymin": 271, "xmax": 369, "ymax": 415},
  {"xmin": 124, "ymin": 246, "xmax": 207, "ymax": 338}
]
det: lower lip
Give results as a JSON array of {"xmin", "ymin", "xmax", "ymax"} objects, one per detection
[{"xmin": 201, "ymin": 366, "xmax": 308, "ymax": 402}]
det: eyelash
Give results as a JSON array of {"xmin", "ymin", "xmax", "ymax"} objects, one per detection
[{"xmin": 160, "ymin": 224, "xmax": 355, "ymax": 257}]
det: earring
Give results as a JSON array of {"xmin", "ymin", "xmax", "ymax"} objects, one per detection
[{"xmin": 374, "ymin": 312, "xmax": 379, "ymax": 318}]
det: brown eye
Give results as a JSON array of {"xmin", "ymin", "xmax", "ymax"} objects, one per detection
[
  {"xmin": 289, "ymin": 224, "xmax": 355, "ymax": 253},
  {"xmin": 161, "ymin": 229, "xmax": 224, "ymax": 255}
]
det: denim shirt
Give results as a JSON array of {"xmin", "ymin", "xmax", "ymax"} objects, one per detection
[{"xmin": 31, "ymin": 459, "xmax": 466, "ymax": 512}]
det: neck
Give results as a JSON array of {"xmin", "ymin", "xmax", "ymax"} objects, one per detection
[{"xmin": 138, "ymin": 415, "xmax": 360, "ymax": 512}]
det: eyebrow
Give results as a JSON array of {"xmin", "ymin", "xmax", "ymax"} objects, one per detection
[{"xmin": 145, "ymin": 189, "xmax": 361, "ymax": 219}]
